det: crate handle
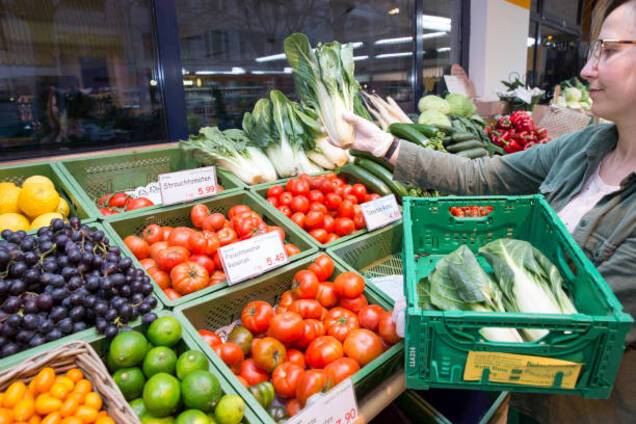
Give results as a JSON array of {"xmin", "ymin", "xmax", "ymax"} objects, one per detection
[
  {"xmin": 555, "ymin": 245, "xmax": 577, "ymax": 281},
  {"xmin": 447, "ymin": 206, "xmax": 494, "ymax": 221}
]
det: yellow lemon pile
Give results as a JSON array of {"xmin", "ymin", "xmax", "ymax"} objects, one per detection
[{"xmin": 0, "ymin": 176, "xmax": 70, "ymax": 232}]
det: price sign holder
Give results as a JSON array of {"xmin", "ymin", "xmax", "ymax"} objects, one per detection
[
  {"xmin": 158, "ymin": 166, "xmax": 218, "ymax": 205},
  {"xmin": 443, "ymin": 75, "xmax": 469, "ymax": 95},
  {"xmin": 218, "ymin": 231, "xmax": 288, "ymax": 285},
  {"xmin": 287, "ymin": 378, "xmax": 359, "ymax": 424},
  {"xmin": 360, "ymin": 194, "xmax": 401, "ymax": 231}
]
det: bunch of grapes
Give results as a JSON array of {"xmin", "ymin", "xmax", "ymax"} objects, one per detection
[{"xmin": 0, "ymin": 218, "xmax": 158, "ymax": 358}]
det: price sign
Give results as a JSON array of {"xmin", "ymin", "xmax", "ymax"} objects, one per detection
[
  {"xmin": 360, "ymin": 194, "xmax": 401, "ymax": 231},
  {"xmin": 158, "ymin": 166, "xmax": 218, "ymax": 205},
  {"xmin": 444, "ymin": 75, "xmax": 469, "ymax": 95},
  {"xmin": 218, "ymin": 231, "xmax": 288, "ymax": 285},
  {"xmin": 287, "ymin": 378, "xmax": 359, "ymax": 424}
]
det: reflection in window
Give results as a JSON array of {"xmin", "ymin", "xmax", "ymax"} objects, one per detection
[
  {"xmin": 535, "ymin": 26, "xmax": 583, "ymax": 92},
  {"xmin": 0, "ymin": 0, "xmax": 166, "ymax": 159},
  {"xmin": 176, "ymin": 0, "xmax": 415, "ymax": 133}
]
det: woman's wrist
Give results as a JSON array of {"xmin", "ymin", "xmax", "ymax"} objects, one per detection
[{"xmin": 387, "ymin": 139, "xmax": 401, "ymax": 166}]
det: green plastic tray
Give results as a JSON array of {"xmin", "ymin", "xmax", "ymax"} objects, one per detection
[
  {"xmin": 402, "ymin": 195, "xmax": 633, "ymax": 398},
  {"xmin": 103, "ymin": 190, "xmax": 318, "ymax": 308},
  {"xmin": 174, "ymin": 253, "xmax": 404, "ymax": 424},
  {"xmin": 56, "ymin": 145, "xmax": 245, "ymax": 219},
  {"xmin": 0, "ymin": 221, "xmax": 161, "ymax": 369},
  {"xmin": 327, "ymin": 222, "xmax": 403, "ymax": 307},
  {"xmin": 0, "ymin": 161, "xmax": 92, "ymax": 224}
]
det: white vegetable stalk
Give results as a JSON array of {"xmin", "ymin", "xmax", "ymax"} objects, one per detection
[
  {"xmin": 246, "ymin": 146, "xmax": 277, "ymax": 182},
  {"xmin": 313, "ymin": 137, "xmax": 348, "ymax": 168},
  {"xmin": 306, "ymin": 150, "xmax": 335, "ymax": 169},
  {"xmin": 317, "ymin": 83, "xmax": 355, "ymax": 148}
]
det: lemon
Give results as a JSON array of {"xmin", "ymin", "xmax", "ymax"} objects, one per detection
[
  {"xmin": 0, "ymin": 213, "xmax": 30, "ymax": 232},
  {"xmin": 30, "ymin": 212, "xmax": 64, "ymax": 231},
  {"xmin": 22, "ymin": 175, "xmax": 55, "ymax": 189},
  {"xmin": 56, "ymin": 197, "xmax": 70, "ymax": 217},
  {"xmin": 18, "ymin": 183, "xmax": 60, "ymax": 218},
  {"xmin": 0, "ymin": 183, "xmax": 21, "ymax": 214}
]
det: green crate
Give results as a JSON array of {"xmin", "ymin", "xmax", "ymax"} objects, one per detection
[
  {"xmin": 402, "ymin": 195, "xmax": 633, "ymax": 398},
  {"xmin": 56, "ymin": 146, "xmax": 245, "ymax": 219},
  {"xmin": 104, "ymin": 190, "xmax": 318, "ymax": 308},
  {"xmin": 0, "ymin": 161, "xmax": 92, "ymax": 225},
  {"xmin": 0, "ymin": 311, "xmax": 261, "ymax": 423},
  {"xmin": 0, "ymin": 221, "xmax": 161, "ymax": 369},
  {"xmin": 174, "ymin": 253, "xmax": 404, "ymax": 424},
  {"xmin": 327, "ymin": 222, "xmax": 403, "ymax": 307}
]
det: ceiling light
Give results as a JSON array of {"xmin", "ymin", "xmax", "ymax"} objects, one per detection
[
  {"xmin": 423, "ymin": 31, "xmax": 448, "ymax": 39},
  {"xmin": 284, "ymin": 67, "xmax": 292, "ymax": 73},
  {"xmin": 376, "ymin": 52, "xmax": 413, "ymax": 59},
  {"xmin": 350, "ymin": 41, "xmax": 364, "ymax": 49},
  {"xmin": 149, "ymin": 79, "xmax": 158, "ymax": 86},
  {"xmin": 195, "ymin": 70, "xmax": 217, "ymax": 75},
  {"xmin": 353, "ymin": 55, "xmax": 369, "ymax": 61},
  {"xmin": 388, "ymin": 7, "xmax": 400, "ymax": 15},
  {"xmin": 375, "ymin": 36, "xmax": 412, "ymax": 45},
  {"xmin": 422, "ymin": 14, "xmax": 451, "ymax": 31},
  {"xmin": 183, "ymin": 80, "xmax": 194, "ymax": 86},
  {"xmin": 255, "ymin": 53, "xmax": 287, "ymax": 62},
  {"xmin": 436, "ymin": 47, "xmax": 451, "ymax": 53}
]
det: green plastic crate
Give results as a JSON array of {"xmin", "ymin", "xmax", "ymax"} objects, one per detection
[
  {"xmin": 327, "ymin": 222, "xmax": 403, "ymax": 307},
  {"xmin": 174, "ymin": 253, "xmax": 404, "ymax": 424},
  {"xmin": 56, "ymin": 146, "xmax": 245, "ymax": 219},
  {"xmin": 104, "ymin": 190, "xmax": 318, "ymax": 308},
  {"xmin": 402, "ymin": 195, "xmax": 633, "ymax": 398},
  {"xmin": 0, "ymin": 161, "xmax": 91, "ymax": 223}
]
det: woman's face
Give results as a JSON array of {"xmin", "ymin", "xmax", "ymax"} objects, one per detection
[{"xmin": 580, "ymin": 3, "xmax": 636, "ymax": 122}]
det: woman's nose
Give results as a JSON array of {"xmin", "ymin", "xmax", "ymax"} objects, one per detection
[{"xmin": 580, "ymin": 58, "xmax": 598, "ymax": 83}]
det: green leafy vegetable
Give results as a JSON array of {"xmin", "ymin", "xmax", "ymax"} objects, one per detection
[
  {"xmin": 418, "ymin": 110, "xmax": 452, "ymax": 128},
  {"xmin": 418, "ymin": 95, "xmax": 451, "ymax": 114},
  {"xmin": 445, "ymin": 93, "xmax": 477, "ymax": 117}
]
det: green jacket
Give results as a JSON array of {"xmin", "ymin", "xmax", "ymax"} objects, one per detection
[{"xmin": 394, "ymin": 124, "xmax": 636, "ymax": 344}]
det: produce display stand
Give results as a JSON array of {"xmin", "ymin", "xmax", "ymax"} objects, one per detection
[
  {"xmin": 174, "ymin": 253, "xmax": 404, "ymax": 424},
  {"xmin": 103, "ymin": 190, "xmax": 318, "ymax": 308},
  {"xmin": 402, "ymin": 195, "xmax": 633, "ymax": 397},
  {"xmin": 55, "ymin": 145, "xmax": 245, "ymax": 219}
]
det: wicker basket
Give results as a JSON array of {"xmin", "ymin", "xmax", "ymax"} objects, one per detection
[{"xmin": 0, "ymin": 340, "xmax": 139, "ymax": 423}]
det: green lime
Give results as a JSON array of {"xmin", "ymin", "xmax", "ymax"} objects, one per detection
[
  {"xmin": 110, "ymin": 330, "xmax": 149, "ymax": 368},
  {"xmin": 175, "ymin": 409, "xmax": 211, "ymax": 424},
  {"xmin": 143, "ymin": 373, "xmax": 182, "ymax": 418},
  {"xmin": 107, "ymin": 350, "xmax": 120, "ymax": 372},
  {"xmin": 181, "ymin": 370, "xmax": 222, "ymax": 412},
  {"xmin": 130, "ymin": 398, "xmax": 148, "ymax": 417},
  {"xmin": 214, "ymin": 394, "xmax": 244, "ymax": 424},
  {"xmin": 148, "ymin": 316, "xmax": 182, "ymax": 347},
  {"xmin": 143, "ymin": 346, "xmax": 178, "ymax": 378},
  {"xmin": 113, "ymin": 367, "xmax": 146, "ymax": 401},
  {"xmin": 141, "ymin": 415, "xmax": 175, "ymax": 424},
  {"xmin": 176, "ymin": 350, "xmax": 208, "ymax": 380},
  {"xmin": 207, "ymin": 415, "xmax": 218, "ymax": 424}
]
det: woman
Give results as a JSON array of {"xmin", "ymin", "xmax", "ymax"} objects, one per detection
[{"xmin": 344, "ymin": 0, "xmax": 636, "ymax": 422}]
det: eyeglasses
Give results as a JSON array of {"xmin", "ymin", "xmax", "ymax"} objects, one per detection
[{"xmin": 587, "ymin": 39, "xmax": 636, "ymax": 64}]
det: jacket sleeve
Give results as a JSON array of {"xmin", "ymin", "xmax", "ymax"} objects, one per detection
[{"xmin": 393, "ymin": 136, "xmax": 566, "ymax": 195}]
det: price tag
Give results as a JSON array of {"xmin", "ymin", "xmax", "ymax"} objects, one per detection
[
  {"xmin": 218, "ymin": 232, "xmax": 288, "ymax": 285},
  {"xmin": 360, "ymin": 194, "xmax": 401, "ymax": 231},
  {"xmin": 444, "ymin": 75, "xmax": 469, "ymax": 95},
  {"xmin": 158, "ymin": 166, "xmax": 218, "ymax": 205},
  {"xmin": 125, "ymin": 182, "xmax": 163, "ymax": 205},
  {"xmin": 288, "ymin": 378, "xmax": 359, "ymax": 424},
  {"xmin": 369, "ymin": 275, "xmax": 404, "ymax": 303}
]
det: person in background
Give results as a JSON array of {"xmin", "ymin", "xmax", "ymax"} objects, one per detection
[{"xmin": 343, "ymin": 0, "xmax": 636, "ymax": 422}]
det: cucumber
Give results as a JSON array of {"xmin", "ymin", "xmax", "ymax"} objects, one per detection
[
  {"xmin": 447, "ymin": 140, "xmax": 484, "ymax": 153},
  {"xmin": 350, "ymin": 150, "xmax": 394, "ymax": 172},
  {"xmin": 354, "ymin": 158, "xmax": 409, "ymax": 198},
  {"xmin": 456, "ymin": 147, "xmax": 489, "ymax": 159},
  {"xmin": 337, "ymin": 164, "xmax": 393, "ymax": 196},
  {"xmin": 389, "ymin": 123, "xmax": 430, "ymax": 147}
]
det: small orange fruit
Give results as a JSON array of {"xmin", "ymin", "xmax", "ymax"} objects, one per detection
[
  {"xmin": 59, "ymin": 397, "xmax": 79, "ymax": 417},
  {"xmin": 3, "ymin": 381, "xmax": 27, "ymax": 408},
  {"xmin": 72, "ymin": 381, "xmax": 91, "ymax": 396},
  {"xmin": 13, "ymin": 396, "xmax": 35, "ymax": 421},
  {"xmin": 83, "ymin": 393, "xmax": 102, "ymax": 411},
  {"xmin": 41, "ymin": 411, "xmax": 62, "ymax": 424},
  {"xmin": 65, "ymin": 370, "xmax": 83, "ymax": 384},
  {"xmin": 49, "ymin": 384, "xmax": 70, "ymax": 400},
  {"xmin": 34, "ymin": 368, "xmax": 56, "ymax": 394},
  {"xmin": 35, "ymin": 394, "xmax": 62, "ymax": 415},
  {"xmin": 74, "ymin": 405, "xmax": 98, "ymax": 423}
]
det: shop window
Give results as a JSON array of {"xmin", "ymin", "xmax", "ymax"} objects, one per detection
[
  {"xmin": 543, "ymin": 0, "xmax": 581, "ymax": 27},
  {"xmin": 535, "ymin": 26, "xmax": 582, "ymax": 92},
  {"xmin": 0, "ymin": 0, "xmax": 166, "ymax": 160}
]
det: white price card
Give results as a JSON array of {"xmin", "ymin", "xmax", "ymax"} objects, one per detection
[
  {"xmin": 158, "ymin": 166, "xmax": 218, "ymax": 205},
  {"xmin": 218, "ymin": 231, "xmax": 288, "ymax": 285},
  {"xmin": 369, "ymin": 274, "xmax": 404, "ymax": 303},
  {"xmin": 444, "ymin": 75, "xmax": 468, "ymax": 95},
  {"xmin": 288, "ymin": 378, "xmax": 360, "ymax": 424},
  {"xmin": 125, "ymin": 182, "xmax": 163, "ymax": 205},
  {"xmin": 360, "ymin": 194, "xmax": 401, "ymax": 231}
]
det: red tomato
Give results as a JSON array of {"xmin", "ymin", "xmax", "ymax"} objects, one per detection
[
  {"xmin": 228, "ymin": 204, "xmax": 251, "ymax": 219},
  {"xmin": 291, "ymin": 212, "xmax": 306, "ymax": 228},
  {"xmin": 309, "ymin": 228, "xmax": 328, "ymax": 244},
  {"xmin": 296, "ymin": 319, "xmax": 325, "ymax": 349},
  {"xmin": 378, "ymin": 311, "xmax": 401, "ymax": 345},
  {"xmin": 309, "ymin": 202, "xmax": 328, "ymax": 214},
  {"xmin": 325, "ymin": 233, "xmax": 339, "ymax": 244},
  {"xmin": 267, "ymin": 185, "xmax": 284, "ymax": 198},
  {"xmin": 367, "ymin": 193, "xmax": 381, "ymax": 201},
  {"xmin": 267, "ymin": 196, "xmax": 279, "ymax": 207},
  {"xmin": 334, "ymin": 218, "xmax": 355, "ymax": 236},
  {"xmin": 216, "ymin": 227, "xmax": 238, "ymax": 246},
  {"xmin": 241, "ymin": 300, "xmax": 274, "ymax": 334},
  {"xmin": 209, "ymin": 270, "xmax": 226, "ymax": 286},
  {"xmin": 285, "ymin": 243, "xmax": 302, "ymax": 257},
  {"xmin": 188, "ymin": 231, "xmax": 220, "ymax": 255},
  {"xmin": 202, "ymin": 212, "xmax": 227, "ymax": 232},
  {"xmin": 315, "ymin": 283, "xmax": 338, "ymax": 308},
  {"xmin": 279, "ymin": 192, "xmax": 294, "ymax": 206},
  {"xmin": 288, "ymin": 300, "xmax": 324, "ymax": 320},
  {"xmin": 343, "ymin": 329, "xmax": 383, "ymax": 366},
  {"xmin": 267, "ymin": 226, "xmax": 286, "ymax": 243},
  {"xmin": 170, "ymin": 261, "xmax": 209, "ymax": 295},
  {"xmin": 339, "ymin": 294, "xmax": 368, "ymax": 314},
  {"xmin": 155, "ymin": 246, "xmax": 190, "ymax": 272},
  {"xmin": 310, "ymin": 254, "xmax": 335, "ymax": 281},
  {"xmin": 324, "ymin": 307, "xmax": 360, "ymax": 342},
  {"xmin": 286, "ymin": 398, "xmax": 302, "ymax": 417},
  {"xmin": 308, "ymin": 190, "xmax": 324, "ymax": 203},
  {"xmin": 358, "ymin": 305, "xmax": 385, "ymax": 332},
  {"xmin": 325, "ymin": 358, "xmax": 360, "ymax": 386},
  {"xmin": 123, "ymin": 235, "xmax": 150, "ymax": 260},
  {"xmin": 198, "ymin": 329, "xmax": 222, "ymax": 349},
  {"xmin": 305, "ymin": 336, "xmax": 343, "ymax": 369},
  {"xmin": 163, "ymin": 288, "xmax": 181, "ymax": 301},
  {"xmin": 304, "ymin": 211, "xmax": 325, "ymax": 230},
  {"xmin": 149, "ymin": 241, "xmax": 169, "ymax": 263},
  {"xmin": 290, "ymin": 178, "xmax": 311, "ymax": 196},
  {"xmin": 213, "ymin": 252, "xmax": 223, "ymax": 270},
  {"xmin": 99, "ymin": 207, "xmax": 118, "ymax": 216},
  {"xmin": 353, "ymin": 205, "xmax": 366, "ymax": 229},
  {"xmin": 351, "ymin": 184, "xmax": 368, "ymax": 203},
  {"xmin": 237, "ymin": 376, "xmax": 249, "ymax": 387},
  {"xmin": 108, "ymin": 192, "xmax": 130, "ymax": 208},
  {"xmin": 277, "ymin": 205, "xmax": 292, "ymax": 217},
  {"xmin": 319, "ymin": 179, "xmax": 336, "ymax": 194},
  {"xmin": 322, "ymin": 215, "xmax": 335, "ymax": 233},
  {"xmin": 239, "ymin": 358, "xmax": 270, "ymax": 386},
  {"xmin": 126, "ymin": 197, "xmax": 154, "ymax": 211},
  {"xmin": 338, "ymin": 200, "xmax": 356, "ymax": 219},
  {"xmin": 290, "ymin": 195, "xmax": 310, "ymax": 214},
  {"xmin": 279, "ymin": 291, "xmax": 297, "ymax": 309},
  {"xmin": 190, "ymin": 204, "xmax": 209, "ymax": 228},
  {"xmin": 296, "ymin": 370, "xmax": 331, "ymax": 406},
  {"xmin": 142, "ymin": 224, "xmax": 163, "ymax": 244},
  {"xmin": 292, "ymin": 269, "xmax": 320, "ymax": 299},
  {"xmin": 333, "ymin": 271, "xmax": 365, "ymax": 299},
  {"xmin": 251, "ymin": 337, "xmax": 287, "ymax": 372},
  {"xmin": 147, "ymin": 266, "xmax": 170, "ymax": 290},
  {"xmin": 214, "ymin": 342, "xmax": 244, "ymax": 372},
  {"xmin": 139, "ymin": 258, "xmax": 156, "ymax": 270},
  {"xmin": 167, "ymin": 227, "xmax": 194, "ymax": 248},
  {"xmin": 189, "ymin": 254, "xmax": 216, "ymax": 274},
  {"xmin": 287, "ymin": 349, "xmax": 306, "ymax": 369},
  {"xmin": 324, "ymin": 193, "xmax": 343, "ymax": 210},
  {"xmin": 97, "ymin": 193, "xmax": 111, "ymax": 208},
  {"xmin": 268, "ymin": 311, "xmax": 304, "ymax": 345},
  {"xmin": 272, "ymin": 362, "xmax": 305, "ymax": 398},
  {"xmin": 161, "ymin": 226, "xmax": 174, "ymax": 241}
]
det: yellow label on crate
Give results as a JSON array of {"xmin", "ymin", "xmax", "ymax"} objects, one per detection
[{"xmin": 464, "ymin": 351, "xmax": 582, "ymax": 388}]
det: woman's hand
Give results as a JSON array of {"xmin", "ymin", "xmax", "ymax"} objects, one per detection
[{"xmin": 343, "ymin": 112, "xmax": 394, "ymax": 157}]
